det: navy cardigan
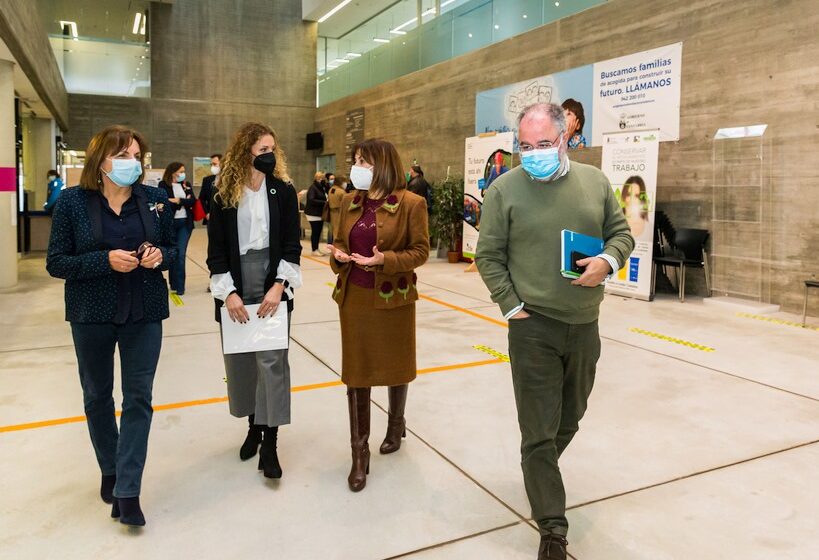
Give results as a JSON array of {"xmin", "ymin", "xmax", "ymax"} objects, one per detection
[{"xmin": 46, "ymin": 185, "xmax": 177, "ymax": 324}]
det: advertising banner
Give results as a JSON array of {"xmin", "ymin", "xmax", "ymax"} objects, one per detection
[
  {"xmin": 476, "ymin": 66, "xmax": 594, "ymax": 151},
  {"xmin": 475, "ymin": 43, "xmax": 681, "ymax": 148},
  {"xmin": 592, "ymin": 43, "xmax": 682, "ymax": 144},
  {"xmin": 462, "ymin": 132, "xmax": 515, "ymax": 259},
  {"xmin": 601, "ymin": 130, "xmax": 659, "ymax": 300}
]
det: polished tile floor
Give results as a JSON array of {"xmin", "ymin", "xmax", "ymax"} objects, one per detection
[{"xmin": 1, "ymin": 229, "xmax": 817, "ymax": 559}]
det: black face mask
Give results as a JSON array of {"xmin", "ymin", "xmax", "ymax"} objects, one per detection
[{"xmin": 252, "ymin": 152, "xmax": 277, "ymax": 175}]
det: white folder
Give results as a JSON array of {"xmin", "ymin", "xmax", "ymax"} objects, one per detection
[{"xmin": 220, "ymin": 303, "xmax": 289, "ymax": 354}]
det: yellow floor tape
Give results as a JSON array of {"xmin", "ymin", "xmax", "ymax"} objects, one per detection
[
  {"xmin": 629, "ymin": 327, "xmax": 715, "ymax": 352},
  {"xmin": 170, "ymin": 293, "xmax": 184, "ymax": 307},
  {"xmin": 736, "ymin": 312, "xmax": 819, "ymax": 332},
  {"xmin": 473, "ymin": 345, "xmax": 510, "ymax": 362}
]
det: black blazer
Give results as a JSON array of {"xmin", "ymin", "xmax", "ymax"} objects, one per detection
[
  {"xmin": 46, "ymin": 185, "xmax": 177, "ymax": 323},
  {"xmin": 159, "ymin": 180, "xmax": 196, "ymax": 230},
  {"xmin": 206, "ymin": 174, "xmax": 302, "ymax": 322},
  {"xmin": 199, "ymin": 174, "xmax": 217, "ymax": 214},
  {"xmin": 305, "ymin": 180, "xmax": 327, "ymax": 217}
]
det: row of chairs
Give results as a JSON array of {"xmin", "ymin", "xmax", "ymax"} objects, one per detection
[{"xmin": 651, "ymin": 211, "xmax": 711, "ymax": 302}]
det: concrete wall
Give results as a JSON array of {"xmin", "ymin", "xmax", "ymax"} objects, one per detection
[
  {"xmin": 0, "ymin": 0, "xmax": 68, "ymax": 129},
  {"xmin": 314, "ymin": 0, "xmax": 819, "ymax": 315},
  {"xmin": 66, "ymin": 0, "xmax": 317, "ymax": 189}
]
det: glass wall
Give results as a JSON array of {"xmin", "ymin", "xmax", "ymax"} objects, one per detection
[
  {"xmin": 318, "ymin": 0, "xmax": 606, "ymax": 105},
  {"xmin": 49, "ymin": 35, "xmax": 150, "ymax": 97}
]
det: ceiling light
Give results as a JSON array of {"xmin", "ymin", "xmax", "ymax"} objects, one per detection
[
  {"xmin": 389, "ymin": 29, "xmax": 407, "ymax": 35},
  {"xmin": 373, "ymin": 38, "xmax": 390, "ymax": 43},
  {"xmin": 345, "ymin": 52, "xmax": 361, "ymax": 58},
  {"xmin": 555, "ymin": 1, "xmax": 560, "ymax": 5},
  {"xmin": 494, "ymin": 24, "xmax": 499, "ymax": 29},
  {"xmin": 333, "ymin": 58, "xmax": 350, "ymax": 64},
  {"xmin": 318, "ymin": 0, "xmax": 352, "ymax": 23},
  {"xmin": 59, "ymin": 20, "xmax": 78, "ymax": 38},
  {"xmin": 132, "ymin": 13, "xmax": 142, "ymax": 34},
  {"xmin": 468, "ymin": 33, "xmax": 473, "ymax": 38},
  {"xmin": 140, "ymin": 16, "xmax": 146, "ymax": 35},
  {"xmin": 523, "ymin": 14, "xmax": 528, "ymax": 19}
]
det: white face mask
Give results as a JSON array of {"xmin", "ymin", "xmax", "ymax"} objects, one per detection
[
  {"xmin": 349, "ymin": 165, "xmax": 373, "ymax": 191},
  {"xmin": 211, "ymin": 165, "xmax": 220, "ymax": 175}
]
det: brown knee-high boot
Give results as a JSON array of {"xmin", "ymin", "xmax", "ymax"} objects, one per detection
[
  {"xmin": 380, "ymin": 384, "xmax": 408, "ymax": 454},
  {"xmin": 347, "ymin": 387, "xmax": 371, "ymax": 492}
]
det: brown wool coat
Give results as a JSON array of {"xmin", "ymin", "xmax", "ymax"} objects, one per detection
[{"xmin": 330, "ymin": 187, "xmax": 430, "ymax": 308}]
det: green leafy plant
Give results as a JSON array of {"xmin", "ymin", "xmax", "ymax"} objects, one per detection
[{"xmin": 430, "ymin": 176, "xmax": 464, "ymax": 252}]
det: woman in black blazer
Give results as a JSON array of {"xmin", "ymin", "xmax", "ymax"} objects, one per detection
[
  {"xmin": 46, "ymin": 125, "xmax": 176, "ymax": 527},
  {"xmin": 207, "ymin": 122, "xmax": 302, "ymax": 480},
  {"xmin": 159, "ymin": 162, "xmax": 195, "ymax": 295}
]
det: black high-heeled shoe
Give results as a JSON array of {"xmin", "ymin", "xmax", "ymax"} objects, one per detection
[
  {"xmin": 257, "ymin": 426, "xmax": 282, "ymax": 479},
  {"xmin": 114, "ymin": 497, "xmax": 145, "ymax": 527},
  {"xmin": 240, "ymin": 414, "xmax": 263, "ymax": 461},
  {"xmin": 100, "ymin": 474, "xmax": 116, "ymax": 504}
]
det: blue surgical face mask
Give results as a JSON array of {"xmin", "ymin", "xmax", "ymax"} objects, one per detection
[
  {"xmin": 520, "ymin": 138, "xmax": 564, "ymax": 182},
  {"xmin": 176, "ymin": 172, "xmax": 186, "ymax": 183},
  {"xmin": 105, "ymin": 158, "xmax": 142, "ymax": 188}
]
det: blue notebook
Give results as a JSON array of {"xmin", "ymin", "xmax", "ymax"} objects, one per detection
[{"xmin": 561, "ymin": 229, "xmax": 604, "ymax": 279}]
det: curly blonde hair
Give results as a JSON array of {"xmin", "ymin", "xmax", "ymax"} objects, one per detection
[{"xmin": 216, "ymin": 122, "xmax": 291, "ymax": 208}]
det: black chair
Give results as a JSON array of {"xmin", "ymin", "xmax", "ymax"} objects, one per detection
[
  {"xmin": 651, "ymin": 228, "xmax": 711, "ymax": 302},
  {"xmin": 804, "ymin": 280, "xmax": 819, "ymax": 327}
]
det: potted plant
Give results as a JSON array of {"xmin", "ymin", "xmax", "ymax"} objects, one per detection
[{"xmin": 430, "ymin": 176, "xmax": 464, "ymax": 263}]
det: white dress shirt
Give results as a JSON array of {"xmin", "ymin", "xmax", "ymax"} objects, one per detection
[
  {"xmin": 172, "ymin": 183, "xmax": 188, "ymax": 219},
  {"xmin": 210, "ymin": 178, "xmax": 302, "ymax": 302}
]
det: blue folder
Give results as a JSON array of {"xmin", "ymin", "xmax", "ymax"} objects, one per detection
[{"xmin": 561, "ymin": 229, "xmax": 604, "ymax": 279}]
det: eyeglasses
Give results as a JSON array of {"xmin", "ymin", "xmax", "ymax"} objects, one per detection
[
  {"xmin": 519, "ymin": 135, "xmax": 563, "ymax": 153},
  {"xmin": 134, "ymin": 242, "xmax": 157, "ymax": 261}
]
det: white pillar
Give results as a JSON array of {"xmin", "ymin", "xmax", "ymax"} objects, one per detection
[{"xmin": 0, "ymin": 59, "xmax": 18, "ymax": 289}]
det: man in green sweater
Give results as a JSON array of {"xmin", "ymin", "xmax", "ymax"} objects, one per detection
[{"xmin": 476, "ymin": 103, "xmax": 634, "ymax": 560}]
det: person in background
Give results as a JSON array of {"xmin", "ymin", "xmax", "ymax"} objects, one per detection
[
  {"xmin": 326, "ymin": 139, "xmax": 430, "ymax": 493},
  {"xmin": 476, "ymin": 103, "xmax": 633, "ymax": 560},
  {"xmin": 199, "ymin": 153, "xmax": 222, "ymax": 226},
  {"xmin": 485, "ymin": 152, "xmax": 510, "ymax": 192},
  {"xmin": 327, "ymin": 175, "xmax": 347, "ymax": 241},
  {"xmin": 43, "ymin": 169, "xmax": 65, "ymax": 214},
  {"xmin": 206, "ymin": 122, "xmax": 302, "ymax": 480},
  {"xmin": 324, "ymin": 172, "xmax": 336, "ymax": 194},
  {"xmin": 407, "ymin": 165, "xmax": 432, "ymax": 213},
  {"xmin": 46, "ymin": 125, "xmax": 176, "ymax": 527},
  {"xmin": 159, "ymin": 163, "xmax": 195, "ymax": 295},
  {"xmin": 561, "ymin": 98, "xmax": 587, "ymax": 150},
  {"xmin": 305, "ymin": 171, "xmax": 328, "ymax": 256}
]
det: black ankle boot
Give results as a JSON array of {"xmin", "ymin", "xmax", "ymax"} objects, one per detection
[
  {"xmin": 115, "ymin": 497, "xmax": 145, "ymax": 527},
  {"xmin": 258, "ymin": 426, "xmax": 282, "ymax": 479},
  {"xmin": 100, "ymin": 474, "xmax": 116, "ymax": 504},
  {"xmin": 240, "ymin": 414, "xmax": 263, "ymax": 461}
]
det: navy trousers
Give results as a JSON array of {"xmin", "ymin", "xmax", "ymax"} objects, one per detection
[
  {"xmin": 169, "ymin": 218, "xmax": 191, "ymax": 293},
  {"xmin": 70, "ymin": 321, "xmax": 162, "ymax": 498}
]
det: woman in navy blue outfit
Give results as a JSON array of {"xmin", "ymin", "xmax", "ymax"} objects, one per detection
[
  {"xmin": 158, "ymin": 162, "xmax": 195, "ymax": 295},
  {"xmin": 46, "ymin": 125, "xmax": 176, "ymax": 528}
]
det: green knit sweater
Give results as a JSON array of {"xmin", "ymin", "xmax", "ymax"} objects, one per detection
[{"xmin": 476, "ymin": 162, "xmax": 635, "ymax": 324}]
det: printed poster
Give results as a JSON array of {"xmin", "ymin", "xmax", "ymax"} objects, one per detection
[
  {"xmin": 462, "ymin": 132, "xmax": 515, "ymax": 259},
  {"xmin": 602, "ymin": 130, "xmax": 659, "ymax": 301},
  {"xmin": 592, "ymin": 43, "xmax": 682, "ymax": 144}
]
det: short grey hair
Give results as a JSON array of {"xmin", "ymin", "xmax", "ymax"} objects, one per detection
[{"xmin": 517, "ymin": 103, "xmax": 566, "ymax": 134}]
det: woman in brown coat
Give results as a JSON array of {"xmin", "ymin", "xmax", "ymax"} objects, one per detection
[{"xmin": 327, "ymin": 139, "xmax": 430, "ymax": 492}]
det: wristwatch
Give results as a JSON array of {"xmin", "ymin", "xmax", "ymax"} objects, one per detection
[{"xmin": 274, "ymin": 279, "xmax": 290, "ymax": 289}]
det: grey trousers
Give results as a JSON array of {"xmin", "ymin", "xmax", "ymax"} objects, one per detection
[{"xmin": 221, "ymin": 249, "xmax": 291, "ymax": 427}]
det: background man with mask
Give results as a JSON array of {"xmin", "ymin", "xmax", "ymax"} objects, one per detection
[
  {"xmin": 43, "ymin": 169, "xmax": 64, "ymax": 214},
  {"xmin": 475, "ymin": 103, "xmax": 634, "ymax": 560},
  {"xmin": 199, "ymin": 153, "xmax": 222, "ymax": 226}
]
